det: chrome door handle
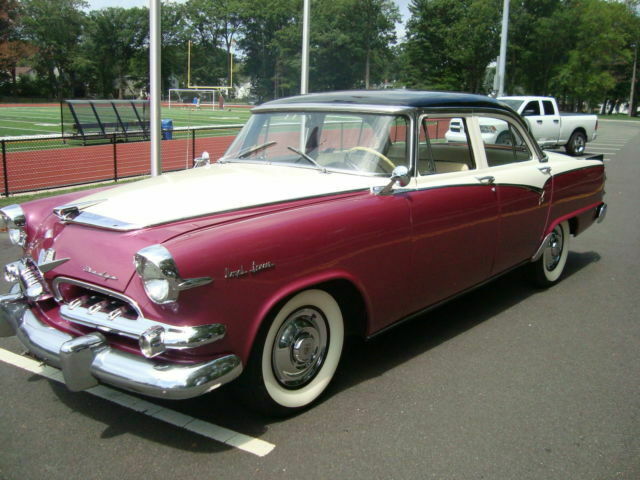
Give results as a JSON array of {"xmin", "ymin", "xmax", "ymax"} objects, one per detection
[
  {"xmin": 477, "ymin": 175, "xmax": 495, "ymax": 185},
  {"xmin": 536, "ymin": 120, "xmax": 543, "ymax": 124},
  {"xmin": 538, "ymin": 166, "xmax": 551, "ymax": 175}
]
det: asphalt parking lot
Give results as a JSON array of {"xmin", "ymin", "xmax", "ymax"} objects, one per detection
[{"xmin": 1, "ymin": 120, "xmax": 639, "ymax": 479}]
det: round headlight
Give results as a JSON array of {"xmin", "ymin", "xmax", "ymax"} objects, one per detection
[
  {"xmin": 134, "ymin": 245, "xmax": 181, "ymax": 304},
  {"xmin": 143, "ymin": 278, "xmax": 171, "ymax": 304},
  {"xmin": 1, "ymin": 205, "xmax": 27, "ymax": 248},
  {"xmin": 134, "ymin": 244, "xmax": 213, "ymax": 305}
]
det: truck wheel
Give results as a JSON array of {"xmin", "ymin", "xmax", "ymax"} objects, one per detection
[
  {"xmin": 496, "ymin": 131, "xmax": 513, "ymax": 145},
  {"xmin": 565, "ymin": 131, "xmax": 586, "ymax": 156},
  {"xmin": 235, "ymin": 289, "xmax": 344, "ymax": 416},
  {"xmin": 527, "ymin": 221, "xmax": 570, "ymax": 288}
]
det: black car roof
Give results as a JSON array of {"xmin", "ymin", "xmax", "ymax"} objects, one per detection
[{"xmin": 261, "ymin": 90, "xmax": 510, "ymax": 112}]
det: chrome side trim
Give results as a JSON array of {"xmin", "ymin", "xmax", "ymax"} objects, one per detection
[
  {"xmin": 0, "ymin": 293, "xmax": 242, "ymax": 399},
  {"xmin": 531, "ymin": 232, "xmax": 553, "ymax": 262},
  {"xmin": 596, "ymin": 203, "xmax": 607, "ymax": 223}
]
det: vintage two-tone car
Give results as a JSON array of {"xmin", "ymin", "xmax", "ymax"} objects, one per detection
[{"xmin": 0, "ymin": 91, "xmax": 607, "ymax": 415}]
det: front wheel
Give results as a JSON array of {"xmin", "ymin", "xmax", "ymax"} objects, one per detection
[
  {"xmin": 565, "ymin": 131, "xmax": 586, "ymax": 156},
  {"xmin": 235, "ymin": 289, "xmax": 344, "ymax": 416},
  {"xmin": 527, "ymin": 221, "xmax": 570, "ymax": 288}
]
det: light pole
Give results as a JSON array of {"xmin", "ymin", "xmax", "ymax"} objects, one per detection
[
  {"xmin": 497, "ymin": 0, "xmax": 510, "ymax": 97},
  {"xmin": 629, "ymin": 43, "xmax": 637, "ymax": 117},
  {"xmin": 149, "ymin": 0, "xmax": 162, "ymax": 176},
  {"xmin": 301, "ymin": 0, "xmax": 310, "ymax": 94}
]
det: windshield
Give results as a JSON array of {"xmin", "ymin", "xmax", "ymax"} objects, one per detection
[
  {"xmin": 221, "ymin": 111, "xmax": 410, "ymax": 176},
  {"xmin": 499, "ymin": 99, "xmax": 524, "ymax": 111}
]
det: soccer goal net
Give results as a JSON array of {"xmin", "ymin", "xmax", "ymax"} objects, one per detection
[{"xmin": 168, "ymin": 89, "xmax": 216, "ymax": 110}]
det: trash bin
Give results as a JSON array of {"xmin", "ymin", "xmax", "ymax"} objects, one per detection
[{"xmin": 161, "ymin": 119, "xmax": 173, "ymax": 140}]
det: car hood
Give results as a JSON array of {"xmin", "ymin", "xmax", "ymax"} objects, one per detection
[{"xmin": 64, "ymin": 163, "xmax": 387, "ymax": 231}]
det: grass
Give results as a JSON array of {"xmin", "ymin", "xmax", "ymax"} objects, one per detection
[
  {"xmin": 599, "ymin": 114, "xmax": 640, "ymax": 121},
  {"xmin": 0, "ymin": 178, "xmax": 143, "ymax": 208},
  {"xmin": 0, "ymin": 103, "xmax": 251, "ymax": 140}
]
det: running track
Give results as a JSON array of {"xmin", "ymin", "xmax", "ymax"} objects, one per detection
[{"xmin": 1, "ymin": 135, "xmax": 235, "ymax": 195}]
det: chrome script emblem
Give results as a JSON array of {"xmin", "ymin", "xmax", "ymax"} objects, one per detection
[{"xmin": 83, "ymin": 266, "xmax": 117, "ymax": 281}]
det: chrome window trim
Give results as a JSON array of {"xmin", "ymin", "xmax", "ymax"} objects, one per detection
[{"xmin": 252, "ymin": 103, "xmax": 413, "ymax": 115}]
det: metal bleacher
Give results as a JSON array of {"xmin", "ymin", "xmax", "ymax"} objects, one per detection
[{"xmin": 61, "ymin": 99, "xmax": 150, "ymax": 144}]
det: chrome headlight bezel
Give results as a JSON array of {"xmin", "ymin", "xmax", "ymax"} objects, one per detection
[
  {"xmin": 133, "ymin": 244, "xmax": 213, "ymax": 305},
  {"xmin": 0, "ymin": 204, "xmax": 27, "ymax": 247}
]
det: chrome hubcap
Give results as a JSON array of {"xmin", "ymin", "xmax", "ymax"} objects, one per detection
[
  {"xmin": 574, "ymin": 136, "xmax": 585, "ymax": 154},
  {"xmin": 544, "ymin": 226, "xmax": 564, "ymax": 271},
  {"xmin": 272, "ymin": 307, "xmax": 328, "ymax": 389}
]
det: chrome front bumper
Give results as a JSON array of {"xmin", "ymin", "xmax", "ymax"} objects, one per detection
[{"xmin": 0, "ymin": 290, "xmax": 242, "ymax": 400}]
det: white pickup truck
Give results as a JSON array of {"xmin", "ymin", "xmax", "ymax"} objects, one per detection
[{"xmin": 445, "ymin": 96, "xmax": 598, "ymax": 156}]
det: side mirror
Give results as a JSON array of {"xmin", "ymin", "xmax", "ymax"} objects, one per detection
[
  {"xmin": 373, "ymin": 165, "xmax": 411, "ymax": 196},
  {"xmin": 193, "ymin": 151, "xmax": 210, "ymax": 168}
]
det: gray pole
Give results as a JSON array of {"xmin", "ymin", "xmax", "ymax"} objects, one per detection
[
  {"xmin": 149, "ymin": 0, "xmax": 162, "ymax": 176},
  {"xmin": 301, "ymin": 0, "xmax": 310, "ymax": 94},
  {"xmin": 629, "ymin": 43, "xmax": 637, "ymax": 117},
  {"xmin": 497, "ymin": 0, "xmax": 510, "ymax": 97}
]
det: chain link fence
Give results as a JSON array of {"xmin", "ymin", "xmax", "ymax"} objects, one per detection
[{"xmin": 0, "ymin": 125, "xmax": 242, "ymax": 196}]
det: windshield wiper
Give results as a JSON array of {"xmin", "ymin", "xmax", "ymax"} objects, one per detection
[
  {"xmin": 232, "ymin": 141, "xmax": 277, "ymax": 159},
  {"xmin": 287, "ymin": 146, "xmax": 327, "ymax": 173}
]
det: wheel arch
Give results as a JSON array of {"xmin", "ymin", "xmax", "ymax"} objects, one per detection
[{"xmin": 242, "ymin": 272, "xmax": 371, "ymax": 363}]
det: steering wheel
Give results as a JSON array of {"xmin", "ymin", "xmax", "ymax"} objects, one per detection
[{"xmin": 347, "ymin": 146, "xmax": 396, "ymax": 172}]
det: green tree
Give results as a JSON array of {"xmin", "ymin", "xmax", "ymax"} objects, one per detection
[
  {"xmin": 19, "ymin": 0, "xmax": 87, "ymax": 99},
  {"xmin": 82, "ymin": 7, "xmax": 148, "ymax": 98},
  {"xmin": 403, "ymin": 0, "xmax": 501, "ymax": 92},
  {"xmin": 552, "ymin": 0, "xmax": 634, "ymax": 110}
]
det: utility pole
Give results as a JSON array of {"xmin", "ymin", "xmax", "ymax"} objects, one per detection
[
  {"xmin": 149, "ymin": 0, "xmax": 162, "ymax": 176},
  {"xmin": 630, "ymin": 43, "xmax": 638, "ymax": 117},
  {"xmin": 497, "ymin": 0, "xmax": 510, "ymax": 97},
  {"xmin": 301, "ymin": 0, "xmax": 310, "ymax": 94}
]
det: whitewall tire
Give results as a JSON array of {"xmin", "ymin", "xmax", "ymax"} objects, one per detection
[
  {"xmin": 236, "ymin": 289, "xmax": 344, "ymax": 415},
  {"xmin": 528, "ymin": 221, "xmax": 570, "ymax": 287}
]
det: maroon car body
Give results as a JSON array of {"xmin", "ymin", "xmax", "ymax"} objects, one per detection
[{"xmin": 0, "ymin": 91, "xmax": 606, "ymax": 414}]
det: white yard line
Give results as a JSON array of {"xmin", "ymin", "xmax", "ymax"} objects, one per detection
[{"xmin": 0, "ymin": 347, "xmax": 275, "ymax": 457}]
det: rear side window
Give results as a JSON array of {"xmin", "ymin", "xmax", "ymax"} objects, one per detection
[
  {"xmin": 542, "ymin": 101, "xmax": 555, "ymax": 115},
  {"xmin": 418, "ymin": 117, "xmax": 475, "ymax": 175},
  {"xmin": 476, "ymin": 117, "xmax": 533, "ymax": 167}
]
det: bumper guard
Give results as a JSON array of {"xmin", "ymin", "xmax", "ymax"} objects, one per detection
[{"xmin": 0, "ymin": 289, "xmax": 242, "ymax": 400}]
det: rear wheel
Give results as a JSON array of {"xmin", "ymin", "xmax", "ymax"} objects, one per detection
[
  {"xmin": 527, "ymin": 221, "xmax": 570, "ymax": 288},
  {"xmin": 565, "ymin": 131, "xmax": 586, "ymax": 156},
  {"xmin": 235, "ymin": 289, "xmax": 344, "ymax": 416}
]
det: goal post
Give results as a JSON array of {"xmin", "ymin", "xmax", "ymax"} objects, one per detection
[{"xmin": 168, "ymin": 88, "xmax": 216, "ymax": 110}]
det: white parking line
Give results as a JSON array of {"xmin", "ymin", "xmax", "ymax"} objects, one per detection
[{"xmin": 0, "ymin": 347, "xmax": 275, "ymax": 457}]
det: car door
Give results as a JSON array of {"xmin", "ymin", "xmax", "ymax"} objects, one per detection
[
  {"xmin": 522, "ymin": 99, "xmax": 556, "ymax": 147},
  {"xmin": 471, "ymin": 114, "xmax": 552, "ymax": 274},
  {"xmin": 540, "ymin": 99, "xmax": 561, "ymax": 143},
  {"xmin": 405, "ymin": 115, "xmax": 500, "ymax": 312}
]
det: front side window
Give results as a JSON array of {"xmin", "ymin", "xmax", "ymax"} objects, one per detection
[
  {"xmin": 222, "ymin": 111, "xmax": 409, "ymax": 176},
  {"xmin": 476, "ymin": 116, "xmax": 533, "ymax": 167},
  {"xmin": 522, "ymin": 101, "xmax": 540, "ymax": 116}
]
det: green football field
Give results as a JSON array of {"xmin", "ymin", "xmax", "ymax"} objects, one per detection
[{"xmin": 0, "ymin": 104, "xmax": 251, "ymax": 138}]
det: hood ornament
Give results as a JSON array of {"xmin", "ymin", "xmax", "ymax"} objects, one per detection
[
  {"xmin": 54, "ymin": 199, "xmax": 106, "ymax": 222},
  {"xmin": 83, "ymin": 266, "xmax": 117, "ymax": 281}
]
